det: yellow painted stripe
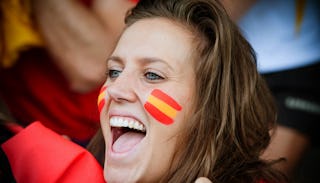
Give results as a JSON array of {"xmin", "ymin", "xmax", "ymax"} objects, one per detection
[
  {"xmin": 148, "ymin": 95, "xmax": 177, "ymax": 118},
  {"xmin": 98, "ymin": 92, "xmax": 106, "ymax": 103}
]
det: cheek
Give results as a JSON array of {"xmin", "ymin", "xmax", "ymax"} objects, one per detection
[
  {"xmin": 144, "ymin": 89, "xmax": 182, "ymax": 125},
  {"xmin": 97, "ymin": 85, "xmax": 109, "ymax": 113}
]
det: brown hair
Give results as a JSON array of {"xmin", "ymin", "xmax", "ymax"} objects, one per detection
[
  {"xmin": 88, "ymin": 0, "xmax": 287, "ymax": 182},
  {"xmin": 0, "ymin": 1, "xmax": 4, "ymax": 63}
]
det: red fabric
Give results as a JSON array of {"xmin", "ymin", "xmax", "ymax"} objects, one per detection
[
  {"xmin": 0, "ymin": 49, "xmax": 100, "ymax": 141},
  {"xmin": 3, "ymin": 123, "xmax": 24, "ymax": 134},
  {"xmin": 80, "ymin": 0, "xmax": 94, "ymax": 7},
  {"xmin": 1, "ymin": 122, "xmax": 105, "ymax": 183}
]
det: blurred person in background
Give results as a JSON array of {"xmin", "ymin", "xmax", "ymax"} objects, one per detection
[
  {"xmin": 220, "ymin": 0, "xmax": 320, "ymax": 180},
  {"xmin": 0, "ymin": 0, "xmax": 138, "ymax": 145}
]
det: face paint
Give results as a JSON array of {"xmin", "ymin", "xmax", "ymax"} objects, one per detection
[
  {"xmin": 129, "ymin": 0, "xmax": 139, "ymax": 3},
  {"xmin": 144, "ymin": 89, "xmax": 182, "ymax": 125},
  {"xmin": 97, "ymin": 86, "xmax": 107, "ymax": 113}
]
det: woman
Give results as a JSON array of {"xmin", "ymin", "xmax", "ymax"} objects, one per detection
[{"xmin": 89, "ymin": 0, "xmax": 287, "ymax": 182}]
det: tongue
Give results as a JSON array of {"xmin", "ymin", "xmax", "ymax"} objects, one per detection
[{"xmin": 112, "ymin": 132, "xmax": 144, "ymax": 153}]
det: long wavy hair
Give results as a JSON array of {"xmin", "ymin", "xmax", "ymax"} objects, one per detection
[
  {"xmin": 88, "ymin": 0, "xmax": 287, "ymax": 182},
  {"xmin": 0, "ymin": 1, "xmax": 4, "ymax": 62}
]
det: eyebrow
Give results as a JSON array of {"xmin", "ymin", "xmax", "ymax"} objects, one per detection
[
  {"xmin": 107, "ymin": 56, "xmax": 174, "ymax": 72},
  {"xmin": 107, "ymin": 56, "xmax": 122, "ymax": 64}
]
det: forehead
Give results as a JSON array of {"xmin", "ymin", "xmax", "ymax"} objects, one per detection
[{"xmin": 112, "ymin": 18, "xmax": 195, "ymax": 68}]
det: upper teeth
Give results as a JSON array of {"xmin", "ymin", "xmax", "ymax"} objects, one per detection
[{"xmin": 110, "ymin": 117, "xmax": 146, "ymax": 132}]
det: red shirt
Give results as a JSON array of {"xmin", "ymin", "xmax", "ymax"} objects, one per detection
[
  {"xmin": 0, "ymin": 49, "xmax": 100, "ymax": 141},
  {"xmin": 1, "ymin": 122, "xmax": 105, "ymax": 183}
]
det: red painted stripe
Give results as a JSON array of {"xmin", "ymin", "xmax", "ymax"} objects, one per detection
[
  {"xmin": 100, "ymin": 85, "xmax": 107, "ymax": 93},
  {"xmin": 151, "ymin": 89, "xmax": 182, "ymax": 111},
  {"xmin": 129, "ymin": 0, "xmax": 139, "ymax": 3},
  {"xmin": 98, "ymin": 99, "xmax": 105, "ymax": 113},
  {"xmin": 97, "ymin": 86, "xmax": 107, "ymax": 113},
  {"xmin": 144, "ymin": 102, "xmax": 173, "ymax": 125}
]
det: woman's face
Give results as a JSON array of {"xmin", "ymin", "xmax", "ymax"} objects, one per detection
[{"xmin": 100, "ymin": 18, "xmax": 196, "ymax": 182}]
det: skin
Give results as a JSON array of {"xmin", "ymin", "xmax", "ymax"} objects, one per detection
[
  {"xmin": 195, "ymin": 177, "xmax": 213, "ymax": 183},
  {"xmin": 100, "ymin": 18, "xmax": 197, "ymax": 182},
  {"xmin": 261, "ymin": 125, "xmax": 310, "ymax": 177},
  {"xmin": 219, "ymin": 0, "xmax": 256, "ymax": 21},
  {"xmin": 31, "ymin": 0, "xmax": 136, "ymax": 92}
]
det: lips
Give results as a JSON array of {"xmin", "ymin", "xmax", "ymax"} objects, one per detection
[{"xmin": 109, "ymin": 116, "xmax": 146, "ymax": 153}]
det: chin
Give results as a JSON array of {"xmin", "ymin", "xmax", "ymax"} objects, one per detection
[
  {"xmin": 101, "ymin": 114, "xmax": 176, "ymax": 183},
  {"xmin": 103, "ymin": 115, "xmax": 149, "ymax": 183},
  {"xmin": 104, "ymin": 163, "xmax": 159, "ymax": 183}
]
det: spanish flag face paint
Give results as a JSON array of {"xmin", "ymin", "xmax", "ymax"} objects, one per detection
[
  {"xmin": 97, "ymin": 86, "xmax": 107, "ymax": 113},
  {"xmin": 144, "ymin": 89, "xmax": 182, "ymax": 125}
]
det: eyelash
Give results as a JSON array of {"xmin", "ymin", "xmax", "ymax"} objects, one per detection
[
  {"xmin": 106, "ymin": 69, "xmax": 165, "ymax": 82},
  {"xmin": 107, "ymin": 69, "xmax": 122, "ymax": 79},
  {"xmin": 144, "ymin": 71, "xmax": 164, "ymax": 81}
]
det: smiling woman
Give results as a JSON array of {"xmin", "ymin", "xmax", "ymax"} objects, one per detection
[
  {"xmin": 101, "ymin": 17, "xmax": 196, "ymax": 182},
  {"xmin": 87, "ymin": 0, "xmax": 287, "ymax": 182}
]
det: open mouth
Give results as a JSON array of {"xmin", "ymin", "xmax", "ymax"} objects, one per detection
[{"xmin": 110, "ymin": 116, "xmax": 146, "ymax": 153}]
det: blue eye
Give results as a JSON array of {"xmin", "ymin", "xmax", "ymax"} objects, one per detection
[
  {"xmin": 108, "ymin": 69, "xmax": 121, "ymax": 79},
  {"xmin": 145, "ymin": 72, "xmax": 164, "ymax": 80}
]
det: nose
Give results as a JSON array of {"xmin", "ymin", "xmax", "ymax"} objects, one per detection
[{"xmin": 107, "ymin": 71, "xmax": 137, "ymax": 103}]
